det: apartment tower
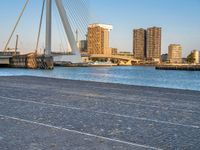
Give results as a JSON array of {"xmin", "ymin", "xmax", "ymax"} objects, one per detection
[
  {"xmin": 133, "ymin": 28, "xmax": 146, "ymax": 60},
  {"xmin": 146, "ymin": 27, "xmax": 161, "ymax": 62},
  {"xmin": 87, "ymin": 24, "xmax": 113, "ymax": 55}
]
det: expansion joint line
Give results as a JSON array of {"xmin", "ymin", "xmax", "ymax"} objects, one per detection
[{"xmin": 0, "ymin": 114, "xmax": 162, "ymax": 150}]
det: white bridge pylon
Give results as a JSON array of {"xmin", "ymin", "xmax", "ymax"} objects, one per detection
[{"xmin": 46, "ymin": 0, "xmax": 82, "ymax": 63}]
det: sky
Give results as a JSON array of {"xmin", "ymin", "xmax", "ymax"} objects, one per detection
[{"xmin": 0, "ymin": 0, "xmax": 200, "ymax": 56}]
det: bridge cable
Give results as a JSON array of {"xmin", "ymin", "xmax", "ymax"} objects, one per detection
[
  {"xmin": 4, "ymin": 0, "xmax": 30, "ymax": 51},
  {"xmin": 35, "ymin": 0, "xmax": 45, "ymax": 53},
  {"xmin": 73, "ymin": 0, "xmax": 89, "ymax": 39},
  {"xmin": 72, "ymin": 0, "xmax": 89, "ymax": 40},
  {"xmin": 63, "ymin": 0, "xmax": 88, "ymax": 40},
  {"xmin": 69, "ymin": 0, "xmax": 88, "ymax": 27},
  {"xmin": 64, "ymin": 0, "xmax": 81, "ymax": 52},
  {"xmin": 73, "ymin": 0, "xmax": 89, "ymax": 29},
  {"xmin": 62, "ymin": 1, "xmax": 78, "ymax": 30}
]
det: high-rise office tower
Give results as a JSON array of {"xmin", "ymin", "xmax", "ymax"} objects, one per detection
[
  {"xmin": 133, "ymin": 28, "xmax": 146, "ymax": 60},
  {"xmin": 146, "ymin": 27, "xmax": 161, "ymax": 61},
  {"xmin": 87, "ymin": 24, "xmax": 113, "ymax": 55}
]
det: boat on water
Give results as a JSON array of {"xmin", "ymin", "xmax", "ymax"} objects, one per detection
[{"xmin": 88, "ymin": 61, "xmax": 118, "ymax": 67}]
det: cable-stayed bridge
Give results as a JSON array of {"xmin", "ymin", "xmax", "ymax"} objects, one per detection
[{"xmin": 0, "ymin": 0, "xmax": 89, "ymax": 69}]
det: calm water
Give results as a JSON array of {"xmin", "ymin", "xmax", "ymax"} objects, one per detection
[{"xmin": 0, "ymin": 66, "xmax": 200, "ymax": 91}]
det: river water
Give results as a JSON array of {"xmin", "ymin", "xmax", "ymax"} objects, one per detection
[{"xmin": 0, "ymin": 66, "xmax": 200, "ymax": 91}]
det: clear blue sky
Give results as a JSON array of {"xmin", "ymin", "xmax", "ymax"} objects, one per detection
[{"xmin": 0, "ymin": 0, "xmax": 200, "ymax": 56}]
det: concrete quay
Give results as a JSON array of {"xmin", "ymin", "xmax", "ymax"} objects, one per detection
[
  {"xmin": 0, "ymin": 52, "xmax": 54, "ymax": 69},
  {"xmin": 0, "ymin": 76, "xmax": 200, "ymax": 150},
  {"xmin": 156, "ymin": 64, "xmax": 200, "ymax": 71}
]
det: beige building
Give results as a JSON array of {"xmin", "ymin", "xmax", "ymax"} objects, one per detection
[
  {"xmin": 87, "ymin": 24, "xmax": 113, "ymax": 55},
  {"xmin": 168, "ymin": 44, "xmax": 182, "ymax": 63},
  {"xmin": 192, "ymin": 50, "xmax": 199, "ymax": 64},
  {"xmin": 146, "ymin": 27, "xmax": 161, "ymax": 62},
  {"xmin": 133, "ymin": 28, "xmax": 146, "ymax": 60}
]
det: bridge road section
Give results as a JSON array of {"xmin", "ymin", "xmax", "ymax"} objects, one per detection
[{"xmin": 0, "ymin": 76, "xmax": 200, "ymax": 150}]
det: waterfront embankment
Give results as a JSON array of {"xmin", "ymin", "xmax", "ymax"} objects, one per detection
[
  {"xmin": 0, "ymin": 76, "xmax": 200, "ymax": 150},
  {"xmin": 156, "ymin": 64, "xmax": 200, "ymax": 71}
]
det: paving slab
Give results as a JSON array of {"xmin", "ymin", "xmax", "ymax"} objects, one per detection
[{"xmin": 0, "ymin": 76, "xmax": 200, "ymax": 150}]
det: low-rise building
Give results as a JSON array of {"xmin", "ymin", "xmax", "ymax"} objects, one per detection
[{"xmin": 161, "ymin": 53, "xmax": 168, "ymax": 63}]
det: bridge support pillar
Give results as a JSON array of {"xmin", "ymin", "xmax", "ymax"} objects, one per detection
[
  {"xmin": 45, "ymin": 0, "xmax": 52, "ymax": 56},
  {"xmin": 55, "ymin": 0, "xmax": 82, "ymax": 63}
]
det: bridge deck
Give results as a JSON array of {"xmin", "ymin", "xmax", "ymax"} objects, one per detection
[{"xmin": 0, "ymin": 76, "xmax": 200, "ymax": 150}]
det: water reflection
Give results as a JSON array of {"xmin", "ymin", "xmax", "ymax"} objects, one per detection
[{"xmin": 0, "ymin": 66, "xmax": 200, "ymax": 91}]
